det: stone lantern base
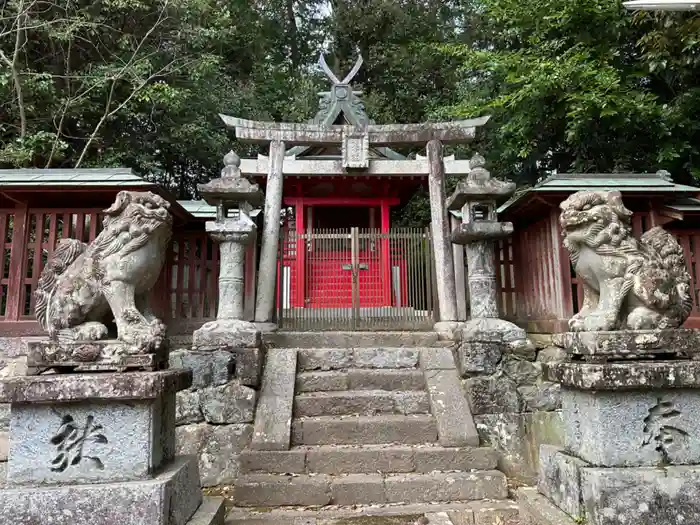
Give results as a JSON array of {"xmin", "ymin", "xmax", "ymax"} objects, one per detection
[{"xmin": 519, "ymin": 329, "xmax": 700, "ymax": 525}]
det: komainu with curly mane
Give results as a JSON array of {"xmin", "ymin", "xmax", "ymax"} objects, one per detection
[
  {"xmin": 560, "ymin": 190, "xmax": 692, "ymax": 332},
  {"xmin": 35, "ymin": 191, "xmax": 173, "ymax": 350}
]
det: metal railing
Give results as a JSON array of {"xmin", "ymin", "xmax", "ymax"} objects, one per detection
[{"xmin": 277, "ymin": 227, "xmax": 436, "ymax": 330}]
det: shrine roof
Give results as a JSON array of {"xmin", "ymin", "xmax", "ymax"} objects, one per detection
[
  {"xmin": 0, "ymin": 168, "xmax": 153, "ymax": 187},
  {"xmin": 177, "ymin": 200, "xmax": 261, "ymax": 219},
  {"xmin": 498, "ymin": 172, "xmax": 700, "ymax": 215}
]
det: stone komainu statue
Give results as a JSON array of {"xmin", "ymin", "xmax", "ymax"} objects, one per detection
[
  {"xmin": 35, "ymin": 191, "xmax": 173, "ymax": 348},
  {"xmin": 560, "ymin": 190, "xmax": 692, "ymax": 332}
]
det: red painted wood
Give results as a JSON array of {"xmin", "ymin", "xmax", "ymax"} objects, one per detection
[
  {"xmin": 295, "ymin": 201, "xmax": 306, "ymax": 308},
  {"xmin": 284, "ymin": 197, "xmax": 400, "ymax": 207},
  {"xmin": 380, "ymin": 201, "xmax": 392, "ymax": 305},
  {"xmin": 5, "ymin": 205, "xmax": 28, "ymax": 321}
]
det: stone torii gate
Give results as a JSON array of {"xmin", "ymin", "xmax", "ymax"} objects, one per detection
[{"xmin": 219, "ymin": 54, "xmax": 489, "ymax": 329}]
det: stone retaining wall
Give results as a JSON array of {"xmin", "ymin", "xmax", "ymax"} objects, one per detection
[{"xmin": 459, "ymin": 333, "xmax": 565, "ymax": 484}]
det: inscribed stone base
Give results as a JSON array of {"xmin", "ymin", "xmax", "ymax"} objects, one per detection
[
  {"xmin": 0, "ymin": 456, "xmax": 207, "ymax": 525},
  {"xmin": 561, "ymin": 387, "xmax": 700, "ymax": 467},
  {"xmin": 26, "ymin": 339, "xmax": 168, "ymax": 373},
  {"xmin": 0, "ymin": 370, "xmax": 190, "ymax": 486}
]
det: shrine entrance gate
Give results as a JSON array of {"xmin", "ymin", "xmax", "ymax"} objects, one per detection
[{"xmin": 277, "ymin": 226, "xmax": 436, "ymax": 330}]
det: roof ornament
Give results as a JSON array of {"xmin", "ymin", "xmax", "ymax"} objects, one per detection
[{"xmin": 318, "ymin": 52, "xmax": 364, "ymax": 86}]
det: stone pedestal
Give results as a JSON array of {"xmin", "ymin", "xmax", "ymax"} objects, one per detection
[
  {"xmin": 522, "ymin": 329, "xmax": 700, "ymax": 525},
  {"xmin": 0, "ymin": 370, "xmax": 224, "ymax": 525}
]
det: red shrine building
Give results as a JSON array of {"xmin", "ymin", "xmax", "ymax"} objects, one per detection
[{"xmin": 221, "ymin": 55, "xmax": 482, "ymax": 329}]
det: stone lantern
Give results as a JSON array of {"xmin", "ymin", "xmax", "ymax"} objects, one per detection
[
  {"xmin": 192, "ymin": 151, "xmax": 264, "ymax": 355},
  {"xmin": 446, "ymin": 154, "xmax": 533, "ymax": 376}
]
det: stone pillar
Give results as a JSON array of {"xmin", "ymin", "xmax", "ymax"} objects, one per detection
[
  {"xmin": 255, "ymin": 139, "xmax": 285, "ymax": 325},
  {"xmin": 451, "ymin": 215, "xmax": 468, "ymax": 321},
  {"xmin": 427, "ymin": 139, "xmax": 458, "ymax": 323},
  {"xmin": 465, "ymin": 240, "xmax": 498, "ymax": 319}
]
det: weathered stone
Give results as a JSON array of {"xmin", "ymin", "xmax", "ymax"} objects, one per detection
[
  {"xmin": 529, "ymin": 333, "xmax": 554, "ymax": 350},
  {"xmin": 0, "ymin": 431, "xmax": 8, "ymax": 462},
  {"xmin": 475, "ymin": 411, "xmax": 564, "ymax": 484},
  {"xmin": 169, "ymin": 350, "xmax": 233, "ymax": 389},
  {"xmin": 231, "ymin": 347, "xmax": 264, "ymax": 387},
  {"xmin": 560, "ymin": 191, "xmax": 692, "ymax": 331},
  {"xmin": 465, "ymin": 374, "xmax": 520, "ymax": 415},
  {"xmin": 471, "ymin": 501, "xmax": 521, "ymax": 525},
  {"xmin": 200, "ymin": 381, "xmax": 256, "ymax": 424},
  {"xmin": 547, "ymin": 360, "xmax": 700, "ymax": 390},
  {"xmin": 537, "ymin": 446, "xmax": 586, "ymax": 519},
  {"xmin": 555, "ymin": 329, "xmax": 700, "ymax": 358},
  {"xmin": 292, "ymin": 415, "xmax": 438, "ymax": 445},
  {"xmin": 192, "ymin": 319, "xmax": 261, "ymax": 350},
  {"xmin": 234, "ymin": 473, "xmax": 332, "ymax": 506},
  {"xmin": 457, "ymin": 341, "xmax": 502, "ymax": 376},
  {"xmin": 0, "ymin": 404, "xmax": 9, "ymax": 431},
  {"xmin": 297, "ymin": 348, "xmax": 352, "ymax": 371},
  {"xmin": 330, "ymin": 473, "xmax": 386, "ymax": 504},
  {"xmin": 537, "ymin": 346, "xmax": 568, "ymax": 364},
  {"xmin": 176, "ymin": 423, "xmax": 252, "ymax": 487},
  {"xmin": 239, "ymin": 449, "xmax": 306, "ymax": 474},
  {"xmin": 33, "ymin": 191, "xmax": 172, "ymax": 352},
  {"xmin": 413, "ymin": 446, "xmax": 498, "ymax": 472},
  {"xmin": 502, "ymin": 355, "xmax": 542, "ymax": 386},
  {"xmin": 296, "ymin": 371, "xmax": 349, "ymax": 392},
  {"xmin": 0, "ymin": 455, "xmax": 202, "ymax": 525},
  {"xmin": 353, "ymin": 348, "xmax": 419, "ymax": 369},
  {"xmin": 251, "ymin": 349, "xmax": 297, "ymax": 450},
  {"xmin": 294, "ymin": 391, "xmax": 396, "ymax": 417},
  {"xmin": 383, "ymin": 471, "xmax": 507, "ymax": 503},
  {"xmin": 562, "ymin": 387, "xmax": 700, "ymax": 467},
  {"xmin": 425, "ymin": 369, "xmax": 479, "ymax": 446},
  {"xmin": 307, "ymin": 445, "xmax": 413, "ymax": 474},
  {"xmin": 580, "ymin": 465, "xmax": 700, "ymax": 525},
  {"xmin": 188, "ymin": 497, "xmax": 226, "ymax": 525},
  {"xmin": 0, "ymin": 369, "xmax": 192, "ymax": 403},
  {"xmin": 420, "ymin": 348, "xmax": 457, "ymax": 370},
  {"xmin": 176, "ymin": 389, "xmax": 204, "ymax": 425},
  {"xmin": 517, "ymin": 487, "xmax": 579, "ymax": 525},
  {"xmin": 518, "ymin": 382, "xmax": 561, "ymax": 412},
  {"xmin": 264, "ymin": 330, "xmax": 439, "ymax": 349},
  {"xmin": 348, "ymin": 369, "xmax": 425, "ymax": 391},
  {"xmin": 394, "ymin": 391, "xmax": 431, "ymax": 415},
  {"xmin": 8, "ymin": 394, "xmax": 175, "ymax": 486}
]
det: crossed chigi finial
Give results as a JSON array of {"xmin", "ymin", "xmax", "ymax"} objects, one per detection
[{"xmin": 318, "ymin": 52, "xmax": 363, "ymax": 85}]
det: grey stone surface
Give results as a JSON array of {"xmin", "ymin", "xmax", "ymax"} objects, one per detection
[
  {"xmin": 251, "ymin": 349, "xmax": 297, "ymax": 450},
  {"xmin": 547, "ymin": 360, "xmax": 700, "ymax": 390},
  {"xmin": 169, "ymin": 350, "xmax": 233, "ymax": 389},
  {"xmin": 348, "ymin": 369, "xmax": 425, "ymax": 391},
  {"xmin": 394, "ymin": 392, "xmax": 431, "ymax": 415},
  {"xmin": 298, "ymin": 349, "xmax": 352, "ymax": 371},
  {"xmin": 537, "ymin": 346, "xmax": 569, "ymax": 364},
  {"xmin": 475, "ymin": 411, "xmax": 564, "ymax": 484},
  {"xmin": 537, "ymin": 445, "xmax": 586, "ymax": 519},
  {"xmin": 296, "ymin": 371, "xmax": 349, "ymax": 392},
  {"xmin": 34, "ymin": 190, "xmax": 172, "ymax": 350},
  {"xmin": 8, "ymin": 395, "xmax": 174, "ymax": 485},
  {"xmin": 188, "ymin": 497, "xmax": 226, "ymax": 525},
  {"xmin": 580, "ymin": 465, "xmax": 700, "ymax": 525},
  {"xmin": 554, "ymin": 329, "xmax": 700, "ymax": 357},
  {"xmin": 234, "ymin": 473, "xmax": 332, "ymax": 506},
  {"xmin": 240, "ymin": 449, "xmax": 307, "ymax": 474},
  {"xmin": 200, "ymin": 381, "xmax": 256, "ymax": 424},
  {"xmin": 518, "ymin": 382, "xmax": 561, "ymax": 412},
  {"xmin": 294, "ymin": 391, "xmax": 429, "ymax": 417},
  {"xmin": 465, "ymin": 374, "xmax": 520, "ymax": 415},
  {"xmin": 292, "ymin": 415, "xmax": 438, "ymax": 445},
  {"xmin": 353, "ymin": 348, "xmax": 419, "ymax": 369},
  {"xmin": 517, "ymin": 487, "xmax": 579, "ymax": 525},
  {"xmin": 425, "ymin": 369, "xmax": 479, "ymax": 447},
  {"xmin": 383, "ymin": 471, "xmax": 507, "ymax": 503},
  {"xmin": 330, "ymin": 473, "xmax": 386, "ymax": 504},
  {"xmin": 413, "ymin": 446, "xmax": 498, "ymax": 473},
  {"xmin": 0, "ymin": 405, "xmax": 8, "ymax": 432},
  {"xmin": 306, "ymin": 445, "xmax": 413, "ymax": 474},
  {"xmin": 176, "ymin": 423, "xmax": 252, "ymax": 487},
  {"xmin": 419, "ymin": 348, "xmax": 457, "ymax": 370},
  {"xmin": 232, "ymin": 347, "xmax": 264, "ymax": 387},
  {"xmin": 0, "ymin": 369, "xmax": 191, "ymax": 403},
  {"xmin": 176, "ymin": 390, "xmax": 204, "ymax": 425},
  {"xmin": 192, "ymin": 319, "xmax": 261, "ymax": 350},
  {"xmin": 0, "ymin": 431, "xmax": 7, "ymax": 462},
  {"xmin": 560, "ymin": 191, "xmax": 692, "ymax": 331},
  {"xmin": 457, "ymin": 341, "xmax": 502, "ymax": 376},
  {"xmin": 264, "ymin": 331, "xmax": 439, "ymax": 349},
  {"xmin": 502, "ymin": 355, "xmax": 542, "ymax": 386},
  {"xmin": 562, "ymin": 387, "xmax": 700, "ymax": 467},
  {"xmin": 0, "ymin": 455, "xmax": 201, "ymax": 525}
]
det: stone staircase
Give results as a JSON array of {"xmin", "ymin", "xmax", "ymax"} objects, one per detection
[{"xmin": 233, "ymin": 337, "xmax": 510, "ymax": 510}]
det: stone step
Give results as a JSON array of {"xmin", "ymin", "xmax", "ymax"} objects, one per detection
[
  {"xmin": 226, "ymin": 500, "xmax": 520, "ymax": 525},
  {"xmin": 240, "ymin": 444, "xmax": 499, "ymax": 474},
  {"xmin": 264, "ymin": 331, "xmax": 442, "ymax": 349},
  {"xmin": 291, "ymin": 414, "xmax": 438, "ymax": 445},
  {"xmin": 294, "ymin": 390, "xmax": 430, "ymax": 417},
  {"xmin": 297, "ymin": 348, "xmax": 421, "ymax": 372},
  {"xmin": 296, "ymin": 369, "xmax": 426, "ymax": 392},
  {"xmin": 232, "ymin": 471, "xmax": 508, "ymax": 506}
]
